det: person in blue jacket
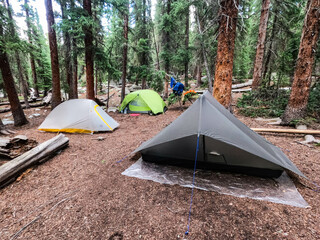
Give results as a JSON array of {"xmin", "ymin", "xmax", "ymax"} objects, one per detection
[{"xmin": 170, "ymin": 76, "xmax": 184, "ymax": 95}]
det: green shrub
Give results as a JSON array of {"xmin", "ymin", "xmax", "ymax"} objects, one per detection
[
  {"xmin": 237, "ymin": 89, "xmax": 290, "ymax": 118},
  {"xmin": 237, "ymin": 84, "xmax": 320, "ymax": 121},
  {"xmin": 308, "ymin": 82, "xmax": 320, "ymax": 116}
]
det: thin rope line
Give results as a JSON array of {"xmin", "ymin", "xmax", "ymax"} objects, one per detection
[
  {"xmin": 311, "ymin": 181, "xmax": 320, "ymax": 193},
  {"xmin": 116, "ymin": 151, "xmax": 134, "ymax": 163},
  {"xmin": 185, "ymin": 134, "xmax": 200, "ymax": 236}
]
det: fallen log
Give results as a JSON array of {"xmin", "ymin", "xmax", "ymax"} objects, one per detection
[
  {"xmin": 232, "ymin": 80, "xmax": 253, "ymax": 89},
  {"xmin": 251, "ymin": 128, "xmax": 320, "ymax": 135},
  {"xmin": 0, "ymin": 98, "xmax": 42, "ymax": 106},
  {"xmin": 232, "ymin": 88, "xmax": 252, "ymax": 93},
  {"xmin": 0, "ymin": 137, "xmax": 10, "ymax": 147},
  {"xmin": 0, "ymin": 102, "xmax": 45, "ymax": 113},
  {"xmin": 101, "ymin": 92, "xmax": 116, "ymax": 103},
  {"xmin": 0, "ymin": 134, "xmax": 69, "ymax": 188},
  {"xmin": 0, "ymin": 130, "xmax": 11, "ymax": 135}
]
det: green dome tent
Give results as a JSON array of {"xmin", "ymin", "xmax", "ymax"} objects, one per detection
[{"xmin": 119, "ymin": 90, "xmax": 166, "ymax": 115}]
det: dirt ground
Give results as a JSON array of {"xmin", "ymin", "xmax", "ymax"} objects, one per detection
[{"xmin": 0, "ymin": 93, "xmax": 319, "ymax": 240}]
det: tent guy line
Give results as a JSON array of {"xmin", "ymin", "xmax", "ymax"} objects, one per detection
[{"xmin": 185, "ymin": 133, "xmax": 200, "ymax": 236}]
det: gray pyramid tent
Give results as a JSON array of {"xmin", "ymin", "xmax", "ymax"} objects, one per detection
[{"xmin": 135, "ymin": 91, "xmax": 304, "ymax": 178}]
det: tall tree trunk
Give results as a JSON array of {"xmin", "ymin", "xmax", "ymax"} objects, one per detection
[
  {"xmin": 196, "ymin": 9, "xmax": 212, "ymax": 92},
  {"xmin": 95, "ymin": 67, "xmax": 98, "ymax": 97},
  {"xmin": 121, "ymin": 4, "xmax": 129, "ymax": 103},
  {"xmin": 163, "ymin": 0, "xmax": 171, "ymax": 98},
  {"xmin": 262, "ymin": 12, "xmax": 278, "ymax": 81},
  {"xmin": 152, "ymin": 25, "xmax": 160, "ymax": 71},
  {"xmin": 251, "ymin": 0, "xmax": 271, "ymax": 90},
  {"xmin": 213, "ymin": 0, "xmax": 239, "ymax": 109},
  {"xmin": 196, "ymin": 63, "xmax": 202, "ymax": 87},
  {"xmin": 24, "ymin": 0, "xmax": 39, "ymax": 97},
  {"xmin": 60, "ymin": 0, "xmax": 72, "ymax": 99},
  {"xmin": 281, "ymin": 0, "xmax": 320, "ymax": 124},
  {"xmin": 45, "ymin": 0, "xmax": 61, "ymax": 109},
  {"xmin": 72, "ymin": 37, "xmax": 78, "ymax": 99},
  {"xmin": 15, "ymin": 52, "xmax": 30, "ymax": 108},
  {"xmin": 0, "ymin": 26, "xmax": 28, "ymax": 126},
  {"xmin": 24, "ymin": 66, "xmax": 30, "ymax": 93},
  {"xmin": 184, "ymin": 5, "xmax": 189, "ymax": 88},
  {"xmin": 141, "ymin": 0, "xmax": 147, "ymax": 90},
  {"xmin": 70, "ymin": 0, "xmax": 78, "ymax": 99},
  {"xmin": 5, "ymin": 0, "xmax": 30, "ymax": 108},
  {"xmin": 107, "ymin": 77, "xmax": 110, "ymax": 109},
  {"xmin": 83, "ymin": 0, "xmax": 95, "ymax": 100},
  {"xmin": 141, "ymin": 77, "xmax": 146, "ymax": 89}
]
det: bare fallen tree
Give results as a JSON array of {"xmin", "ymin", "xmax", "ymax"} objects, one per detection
[{"xmin": 0, "ymin": 134, "xmax": 69, "ymax": 188}]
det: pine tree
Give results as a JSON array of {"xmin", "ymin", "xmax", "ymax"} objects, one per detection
[
  {"xmin": 213, "ymin": 0, "xmax": 239, "ymax": 109},
  {"xmin": 121, "ymin": 0, "xmax": 129, "ymax": 102},
  {"xmin": 24, "ymin": 0, "xmax": 39, "ymax": 97},
  {"xmin": 282, "ymin": 0, "xmax": 320, "ymax": 124},
  {"xmin": 161, "ymin": 0, "xmax": 172, "ymax": 98},
  {"xmin": 251, "ymin": 0, "xmax": 271, "ymax": 90},
  {"xmin": 184, "ymin": 2, "xmax": 189, "ymax": 87},
  {"xmin": 59, "ymin": 0, "xmax": 73, "ymax": 99},
  {"xmin": 132, "ymin": 0, "xmax": 152, "ymax": 89},
  {"xmin": 195, "ymin": 6, "xmax": 213, "ymax": 93},
  {"xmin": 83, "ymin": 0, "xmax": 95, "ymax": 100},
  {"xmin": 33, "ymin": 10, "xmax": 52, "ymax": 96},
  {"xmin": 5, "ymin": 0, "xmax": 30, "ymax": 108},
  {"xmin": 0, "ymin": 4, "xmax": 28, "ymax": 126},
  {"xmin": 45, "ymin": 0, "xmax": 61, "ymax": 109}
]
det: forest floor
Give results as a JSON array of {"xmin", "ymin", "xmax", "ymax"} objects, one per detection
[{"xmin": 0, "ymin": 92, "xmax": 319, "ymax": 240}]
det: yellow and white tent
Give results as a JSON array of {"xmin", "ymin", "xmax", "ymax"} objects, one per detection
[{"xmin": 38, "ymin": 99, "xmax": 119, "ymax": 133}]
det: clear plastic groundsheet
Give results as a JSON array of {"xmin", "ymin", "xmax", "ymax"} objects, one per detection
[{"xmin": 122, "ymin": 158, "xmax": 309, "ymax": 208}]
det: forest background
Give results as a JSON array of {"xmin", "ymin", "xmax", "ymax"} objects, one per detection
[{"xmin": 0, "ymin": 0, "xmax": 319, "ymax": 127}]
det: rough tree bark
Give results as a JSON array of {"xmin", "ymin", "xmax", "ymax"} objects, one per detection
[
  {"xmin": 121, "ymin": 3, "xmax": 129, "ymax": 103},
  {"xmin": 251, "ymin": 0, "xmax": 271, "ymax": 90},
  {"xmin": 24, "ymin": 0, "xmax": 39, "ymax": 97},
  {"xmin": 184, "ymin": 4, "xmax": 189, "ymax": 88},
  {"xmin": 281, "ymin": 0, "xmax": 320, "ymax": 124},
  {"xmin": 0, "ymin": 24, "xmax": 28, "ymax": 126},
  {"xmin": 83, "ymin": 0, "xmax": 95, "ymax": 100},
  {"xmin": 45, "ymin": 0, "xmax": 61, "ymax": 109},
  {"xmin": 213, "ymin": 0, "xmax": 239, "ymax": 109}
]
